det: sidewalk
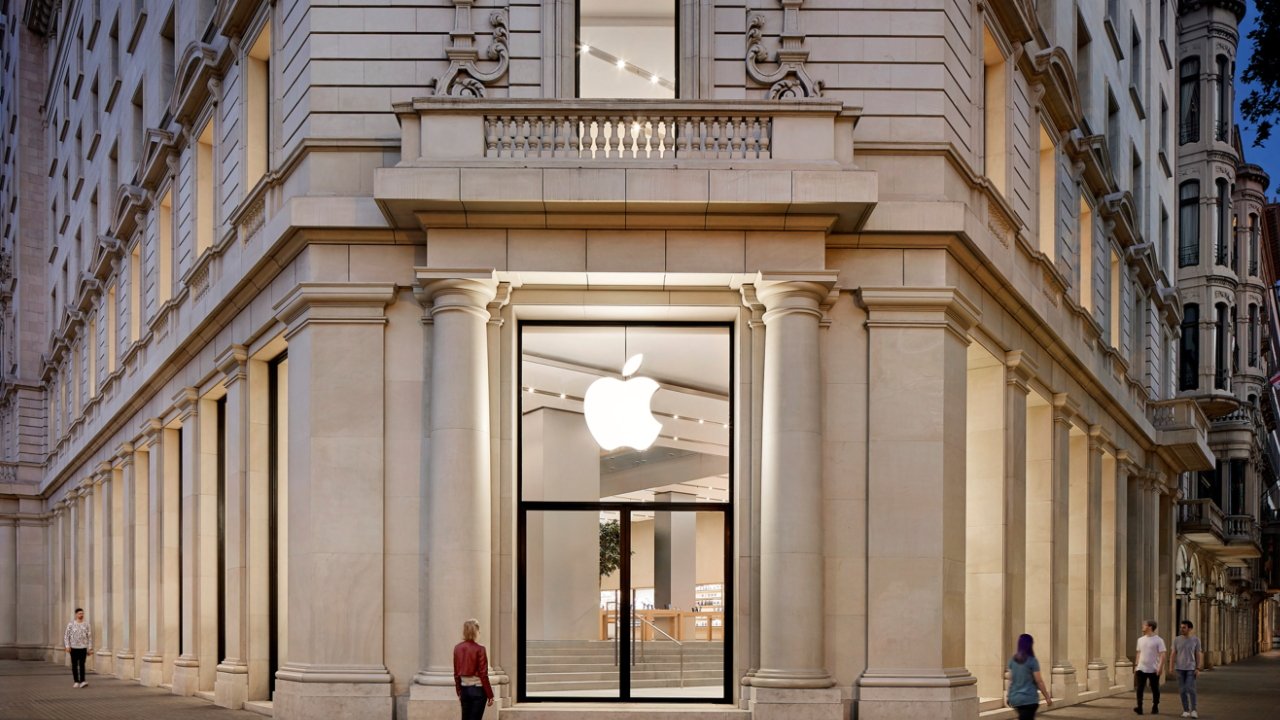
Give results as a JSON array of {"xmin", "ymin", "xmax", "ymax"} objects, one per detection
[
  {"xmin": 0, "ymin": 657, "xmax": 260, "ymax": 719},
  {"xmin": 1042, "ymin": 650, "xmax": 1280, "ymax": 719}
]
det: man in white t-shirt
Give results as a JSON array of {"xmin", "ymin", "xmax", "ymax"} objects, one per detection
[{"xmin": 1134, "ymin": 619, "xmax": 1167, "ymax": 715}]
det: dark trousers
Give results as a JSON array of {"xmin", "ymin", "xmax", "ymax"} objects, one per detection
[
  {"xmin": 460, "ymin": 685, "xmax": 486, "ymax": 720},
  {"xmin": 1135, "ymin": 670, "xmax": 1161, "ymax": 710},
  {"xmin": 69, "ymin": 648, "xmax": 87, "ymax": 683},
  {"xmin": 1014, "ymin": 703, "xmax": 1039, "ymax": 719}
]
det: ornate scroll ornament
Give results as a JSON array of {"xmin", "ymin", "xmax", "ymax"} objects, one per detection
[
  {"xmin": 746, "ymin": 0, "xmax": 822, "ymax": 99},
  {"xmin": 434, "ymin": 0, "xmax": 509, "ymax": 97}
]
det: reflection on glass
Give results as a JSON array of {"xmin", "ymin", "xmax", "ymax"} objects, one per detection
[
  {"xmin": 521, "ymin": 325, "xmax": 730, "ymax": 504},
  {"xmin": 578, "ymin": 0, "xmax": 676, "ymax": 98},
  {"xmin": 622, "ymin": 510, "xmax": 724, "ymax": 698},
  {"xmin": 526, "ymin": 510, "xmax": 618, "ymax": 698}
]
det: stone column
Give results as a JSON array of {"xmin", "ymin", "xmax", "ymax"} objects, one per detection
[
  {"xmin": 49, "ymin": 505, "xmax": 63, "ymax": 661},
  {"xmin": 1112, "ymin": 455, "xmax": 1134, "ymax": 688},
  {"xmin": 172, "ymin": 388, "xmax": 207, "ymax": 696},
  {"xmin": 1002, "ymin": 352, "xmax": 1034, "ymax": 669},
  {"xmin": 1085, "ymin": 428, "xmax": 1108, "ymax": 691},
  {"xmin": 1157, "ymin": 489, "xmax": 1175, "ymax": 649},
  {"xmin": 1049, "ymin": 395, "xmax": 1078, "ymax": 702},
  {"xmin": 215, "ymin": 345, "xmax": 250, "ymax": 710},
  {"xmin": 0, "ymin": 518, "xmax": 15, "ymax": 656},
  {"xmin": 409, "ymin": 271, "xmax": 501, "ymax": 720},
  {"xmin": 93, "ymin": 466, "xmax": 111, "ymax": 671},
  {"xmin": 161, "ymin": 427, "xmax": 180, "ymax": 683},
  {"xmin": 737, "ymin": 273, "xmax": 841, "ymax": 720},
  {"xmin": 139, "ymin": 420, "xmax": 166, "ymax": 687},
  {"xmin": 16, "ymin": 509, "xmax": 49, "ymax": 660},
  {"xmin": 115, "ymin": 444, "xmax": 136, "ymax": 679},
  {"xmin": 131, "ymin": 441, "xmax": 150, "ymax": 681},
  {"xmin": 272, "ymin": 283, "xmax": 397, "ymax": 720},
  {"xmin": 855, "ymin": 286, "xmax": 979, "ymax": 720}
]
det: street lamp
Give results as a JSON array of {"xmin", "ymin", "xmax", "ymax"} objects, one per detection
[{"xmin": 1177, "ymin": 571, "xmax": 1195, "ymax": 597}]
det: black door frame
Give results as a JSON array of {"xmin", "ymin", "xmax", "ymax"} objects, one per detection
[{"xmin": 515, "ymin": 321, "xmax": 734, "ymax": 704}]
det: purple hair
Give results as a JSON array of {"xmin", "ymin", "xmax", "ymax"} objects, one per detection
[{"xmin": 1014, "ymin": 633, "xmax": 1035, "ymax": 664}]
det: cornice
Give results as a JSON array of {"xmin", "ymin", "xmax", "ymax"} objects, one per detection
[
  {"xmin": 1178, "ymin": 0, "xmax": 1247, "ymax": 22},
  {"xmin": 170, "ymin": 42, "xmax": 222, "ymax": 127}
]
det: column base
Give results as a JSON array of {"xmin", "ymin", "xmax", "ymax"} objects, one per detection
[
  {"xmin": 18, "ymin": 645, "xmax": 47, "ymax": 661},
  {"xmin": 1086, "ymin": 661, "xmax": 1110, "ymax": 692},
  {"xmin": 747, "ymin": 686, "xmax": 842, "ymax": 720},
  {"xmin": 139, "ymin": 654, "xmax": 165, "ymax": 687},
  {"xmin": 1050, "ymin": 664, "xmax": 1078, "ymax": 703},
  {"xmin": 855, "ymin": 669, "xmax": 977, "ymax": 720},
  {"xmin": 407, "ymin": 682, "xmax": 467, "ymax": 720},
  {"xmin": 116, "ymin": 651, "xmax": 136, "ymax": 679},
  {"xmin": 1114, "ymin": 659, "xmax": 1134, "ymax": 690},
  {"xmin": 274, "ymin": 664, "xmax": 393, "ymax": 720},
  {"xmin": 172, "ymin": 658, "xmax": 201, "ymax": 696},
  {"xmin": 93, "ymin": 650, "xmax": 111, "ymax": 673},
  {"xmin": 215, "ymin": 662, "xmax": 250, "ymax": 709}
]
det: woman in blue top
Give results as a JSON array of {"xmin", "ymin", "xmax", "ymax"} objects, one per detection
[{"xmin": 1007, "ymin": 633, "xmax": 1052, "ymax": 719}]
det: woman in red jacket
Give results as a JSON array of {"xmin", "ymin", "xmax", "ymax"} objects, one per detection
[{"xmin": 454, "ymin": 619, "xmax": 494, "ymax": 719}]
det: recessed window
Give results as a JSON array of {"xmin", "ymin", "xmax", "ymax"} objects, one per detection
[
  {"xmin": 577, "ymin": 0, "xmax": 676, "ymax": 98},
  {"xmin": 157, "ymin": 189, "xmax": 173, "ymax": 305},
  {"xmin": 1079, "ymin": 197, "xmax": 1093, "ymax": 312},
  {"xmin": 1180, "ymin": 303, "xmax": 1199, "ymax": 390},
  {"xmin": 1179, "ymin": 57, "xmax": 1200, "ymax": 144},
  {"xmin": 1178, "ymin": 180, "xmax": 1199, "ymax": 267},
  {"xmin": 1038, "ymin": 125, "xmax": 1057, "ymax": 260},
  {"xmin": 129, "ymin": 243, "xmax": 141, "ymax": 342},
  {"xmin": 245, "ymin": 24, "xmax": 272, "ymax": 190},
  {"xmin": 983, "ymin": 28, "xmax": 1008, "ymax": 196},
  {"xmin": 196, "ymin": 121, "xmax": 215, "ymax": 256}
]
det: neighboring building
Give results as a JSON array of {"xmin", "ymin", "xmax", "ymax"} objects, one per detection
[
  {"xmin": 0, "ymin": 1, "xmax": 1254, "ymax": 719},
  {"xmin": 1172, "ymin": 0, "xmax": 1280, "ymax": 670}
]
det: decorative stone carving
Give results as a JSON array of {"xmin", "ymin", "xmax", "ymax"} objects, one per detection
[
  {"xmin": 746, "ymin": 0, "xmax": 822, "ymax": 99},
  {"xmin": 987, "ymin": 197, "xmax": 1015, "ymax": 248},
  {"xmin": 239, "ymin": 197, "xmax": 265, "ymax": 242},
  {"xmin": 433, "ymin": 0, "xmax": 509, "ymax": 97}
]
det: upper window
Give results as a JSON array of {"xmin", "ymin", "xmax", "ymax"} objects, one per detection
[
  {"xmin": 1178, "ymin": 180, "xmax": 1199, "ymax": 267},
  {"xmin": 577, "ymin": 0, "xmax": 675, "ymax": 99},
  {"xmin": 1179, "ymin": 58, "xmax": 1200, "ymax": 144}
]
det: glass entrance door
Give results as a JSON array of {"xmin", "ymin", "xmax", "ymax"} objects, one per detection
[{"xmin": 517, "ymin": 322, "xmax": 733, "ymax": 703}]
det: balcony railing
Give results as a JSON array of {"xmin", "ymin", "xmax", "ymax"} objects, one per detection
[
  {"xmin": 1179, "ymin": 247, "xmax": 1200, "ymax": 267},
  {"xmin": 1179, "ymin": 498, "xmax": 1225, "ymax": 539},
  {"xmin": 1250, "ymin": 259, "xmax": 1259, "ymax": 276},
  {"xmin": 1215, "ymin": 120, "xmax": 1230, "ymax": 142},
  {"xmin": 1215, "ymin": 369, "xmax": 1230, "ymax": 390},
  {"xmin": 1224, "ymin": 515, "xmax": 1262, "ymax": 547},
  {"xmin": 394, "ymin": 98, "xmax": 855, "ymax": 165},
  {"xmin": 1216, "ymin": 244, "xmax": 1229, "ymax": 266},
  {"xmin": 1227, "ymin": 565, "xmax": 1253, "ymax": 584},
  {"xmin": 1180, "ymin": 120, "xmax": 1200, "ymax": 145},
  {"xmin": 1151, "ymin": 398, "xmax": 1214, "ymax": 471}
]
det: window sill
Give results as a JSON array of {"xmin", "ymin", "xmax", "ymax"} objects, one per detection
[
  {"xmin": 1104, "ymin": 17, "xmax": 1124, "ymax": 61},
  {"xmin": 1129, "ymin": 84, "xmax": 1146, "ymax": 120}
]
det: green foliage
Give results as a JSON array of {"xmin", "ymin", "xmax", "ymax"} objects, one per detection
[
  {"xmin": 1241, "ymin": 0, "xmax": 1280, "ymax": 146},
  {"xmin": 599, "ymin": 519, "xmax": 622, "ymax": 578}
]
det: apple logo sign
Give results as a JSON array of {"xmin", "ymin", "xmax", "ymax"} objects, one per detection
[{"xmin": 583, "ymin": 354, "xmax": 662, "ymax": 451}]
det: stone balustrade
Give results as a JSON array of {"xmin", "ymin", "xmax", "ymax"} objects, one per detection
[
  {"xmin": 392, "ymin": 98, "xmax": 857, "ymax": 166},
  {"xmin": 1149, "ymin": 398, "xmax": 1214, "ymax": 471},
  {"xmin": 1177, "ymin": 498, "xmax": 1225, "ymax": 539},
  {"xmin": 1223, "ymin": 514, "xmax": 1262, "ymax": 547}
]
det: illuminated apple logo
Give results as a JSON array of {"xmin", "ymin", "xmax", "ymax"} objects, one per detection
[{"xmin": 583, "ymin": 354, "xmax": 662, "ymax": 451}]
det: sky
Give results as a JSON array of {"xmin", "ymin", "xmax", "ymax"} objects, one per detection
[{"xmin": 1236, "ymin": 1, "xmax": 1280, "ymax": 198}]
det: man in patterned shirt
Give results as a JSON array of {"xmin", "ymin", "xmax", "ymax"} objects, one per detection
[{"xmin": 63, "ymin": 608, "xmax": 93, "ymax": 688}]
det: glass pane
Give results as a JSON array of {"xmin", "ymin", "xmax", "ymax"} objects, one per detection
[
  {"xmin": 578, "ymin": 0, "xmax": 675, "ymax": 98},
  {"xmin": 525, "ymin": 510, "xmax": 619, "ymax": 698},
  {"xmin": 627, "ymin": 509, "xmax": 726, "ymax": 699},
  {"xmin": 521, "ymin": 325, "xmax": 730, "ymax": 503}
]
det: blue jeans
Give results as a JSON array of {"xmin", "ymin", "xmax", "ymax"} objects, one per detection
[{"xmin": 1177, "ymin": 669, "xmax": 1198, "ymax": 711}]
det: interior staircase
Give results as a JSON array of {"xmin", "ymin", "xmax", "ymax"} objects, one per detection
[{"xmin": 525, "ymin": 640, "xmax": 724, "ymax": 695}]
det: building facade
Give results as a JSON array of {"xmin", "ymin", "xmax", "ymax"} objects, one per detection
[
  {"xmin": 0, "ymin": 1, "xmax": 1270, "ymax": 719},
  {"xmin": 1171, "ymin": 0, "xmax": 1280, "ymax": 673}
]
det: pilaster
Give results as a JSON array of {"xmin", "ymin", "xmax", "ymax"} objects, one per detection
[
  {"xmin": 139, "ymin": 419, "xmax": 166, "ymax": 687},
  {"xmin": 854, "ymin": 286, "xmax": 979, "ymax": 720},
  {"xmin": 1049, "ymin": 394, "xmax": 1078, "ymax": 703},
  {"xmin": 1002, "ymin": 351, "xmax": 1034, "ymax": 674},
  {"xmin": 114, "ymin": 443, "xmax": 136, "ymax": 679},
  {"xmin": 271, "ymin": 283, "xmax": 397, "ymax": 720},
  {"xmin": 214, "ymin": 344, "xmax": 250, "ymax": 710},
  {"xmin": 1084, "ymin": 427, "xmax": 1109, "ymax": 692},
  {"xmin": 172, "ymin": 388, "xmax": 205, "ymax": 697}
]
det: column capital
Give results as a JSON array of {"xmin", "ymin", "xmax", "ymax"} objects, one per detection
[
  {"xmin": 137, "ymin": 417, "xmax": 164, "ymax": 448},
  {"xmin": 1087, "ymin": 424, "xmax": 1111, "ymax": 455},
  {"xmin": 855, "ymin": 286, "xmax": 980, "ymax": 341},
  {"xmin": 94, "ymin": 462, "xmax": 113, "ymax": 485},
  {"xmin": 214, "ymin": 343, "xmax": 249, "ymax": 387},
  {"xmin": 1052, "ymin": 392, "xmax": 1082, "ymax": 426},
  {"xmin": 172, "ymin": 387, "xmax": 199, "ymax": 420},
  {"xmin": 1005, "ymin": 349, "xmax": 1039, "ymax": 391},
  {"xmin": 749, "ymin": 271, "xmax": 840, "ymax": 323},
  {"xmin": 413, "ymin": 268, "xmax": 499, "ymax": 321},
  {"xmin": 273, "ymin": 282, "xmax": 398, "ymax": 338},
  {"xmin": 114, "ymin": 442, "xmax": 135, "ymax": 467}
]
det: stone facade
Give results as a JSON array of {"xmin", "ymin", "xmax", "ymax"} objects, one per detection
[{"xmin": 0, "ymin": 1, "xmax": 1273, "ymax": 719}]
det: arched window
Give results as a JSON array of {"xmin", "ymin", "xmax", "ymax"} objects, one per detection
[
  {"xmin": 1179, "ymin": 57, "xmax": 1200, "ymax": 144},
  {"xmin": 1180, "ymin": 303, "xmax": 1199, "ymax": 390},
  {"xmin": 1178, "ymin": 181, "xmax": 1200, "ymax": 267}
]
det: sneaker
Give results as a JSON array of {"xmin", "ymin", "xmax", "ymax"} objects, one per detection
[
  {"xmin": 1134, "ymin": 708, "xmax": 1144, "ymax": 715},
  {"xmin": 1191, "ymin": 712, "xmax": 1198, "ymax": 718},
  {"xmin": 79, "ymin": 682, "xmax": 86, "ymax": 688},
  {"xmin": 1181, "ymin": 713, "xmax": 1190, "ymax": 718},
  {"xmin": 72, "ymin": 682, "xmax": 78, "ymax": 688}
]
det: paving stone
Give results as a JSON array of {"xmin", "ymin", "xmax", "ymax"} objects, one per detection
[
  {"xmin": 1042, "ymin": 650, "xmax": 1280, "ymax": 720},
  {"xmin": 0, "ymin": 659, "xmax": 260, "ymax": 720}
]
